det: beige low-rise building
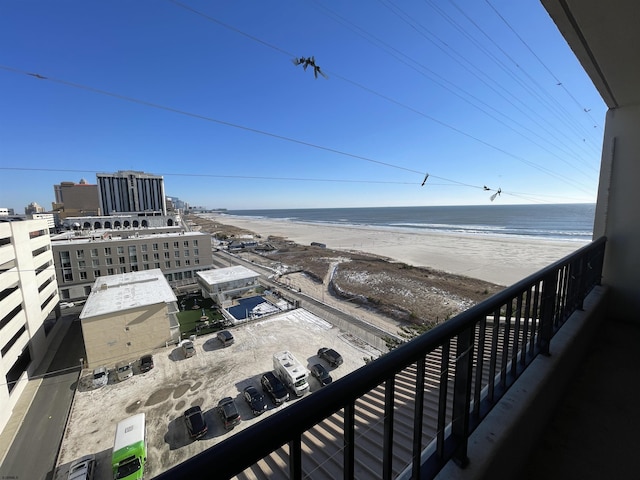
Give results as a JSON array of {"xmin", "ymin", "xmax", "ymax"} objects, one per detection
[{"xmin": 79, "ymin": 269, "xmax": 179, "ymax": 369}]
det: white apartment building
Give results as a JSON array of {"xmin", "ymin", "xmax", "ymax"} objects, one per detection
[
  {"xmin": 51, "ymin": 230, "xmax": 214, "ymax": 300},
  {"xmin": 0, "ymin": 219, "xmax": 59, "ymax": 433},
  {"xmin": 197, "ymin": 266, "xmax": 261, "ymax": 307}
]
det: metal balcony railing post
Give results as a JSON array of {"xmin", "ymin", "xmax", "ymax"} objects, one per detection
[
  {"xmin": 344, "ymin": 403, "xmax": 355, "ymax": 480},
  {"xmin": 290, "ymin": 436, "xmax": 302, "ymax": 480},
  {"xmin": 451, "ymin": 325, "xmax": 474, "ymax": 468},
  {"xmin": 411, "ymin": 358, "xmax": 426, "ymax": 478},
  {"xmin": 382, "ymin": 377, "xmax": 395, "ymax": 480},
  {"xmin": 537, "ymin": 271, "xmax": 557, "ymax": 356}
]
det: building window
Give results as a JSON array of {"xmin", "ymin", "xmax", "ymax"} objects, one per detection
[
  {"xmin": 80, "ymin": 271, "xmax": 87, "ymax": 280},
  {"xmin": 175, "ymin": 260, "xmax": 181, "ymax": 267},
  {"xmin": 91, "ymin": 248, "xmax": 98, "ymax": 257},
  {"xmin": 84, "ymin": 286, "xmax": 92, "ymax": 295},
  {"xmin": 78, "ymin": 260, "xmax": 86, "ymax": 268},
  {"xmin": 130, "ymin": 255, "xmax": 138, "ymax": 263},
  {"xmin": 166, "ymin": 274, "xmax": 173, "ymax": 281},
  {"xmin": 152, "ymin": 243, "xmax": 158, "ymax": 251},
  {"xmin": 76, "ymin": 250, "xmax": 85, "ymax": 259},
  {"xmin": 165, "ymin": 261, "xmax": 171, "ymax": 268},
  {"xmin": 131, "ymin": 265, "xmax": 139, "ymax": 272},
  {"xmin": 185, "ymin": 259, "xmax": 191, "ymax": 266},
  {"xmin": 175, "ymin": 272, "xmax": 183, "ymax": 281},
  {"xmin": 94, "ymin": 270, "xmax": 101, "ymax": 277},
  {"xmin": 105, "ymin": 247, "xmax": 111, "ymax": 255},
  {"xmin": 163, "ymin": 242, "xmax": 169, "ymax": 249},
  {"xmin": 153, "ymin": 253, "xmax": 159, "ymax": 260},
  {"xmin": 164, "ymin": 252, "xmax": 170, "ymax": 259},
  {"xmin": 194, "ymin": 248, "xmax": 199, "ymax": 256},
  {"xmin": 142, "ymin": 254, "xmax": 148, "ymax": 261},
  {"xmin": 184, "ymin": 271, "xmax": 192, "ymax": 279},
  {"xmin": 184, "ymin": 250, "xmax": 189, "ymax": 257},
  {"xmin": 128, "ymin": 246, "xmax": 136, "ymax": 255},
  {"xmin": 194, "ymin": 258, "xmax": 199, "ymax": 265},
  {"xmin": 117, "ymin": 246, "xmax": 124, "ymax": 255},
  {"xmin": 108, "ymin": 268, "xmax": 114, "ymax": 275},
  {"xmin": 183, "ymin": 240, "xmax": 189, "ymax": 247},
  {"xmin": 63, "ymin": 269, "xmax": 73, "ymax": 282},
  {"xmin": 61, "ymin": 289, "xmax": 70, "ymax": 299},
  {"xmin": 144, "ymin": 264, "xmax": 149, "ymax": 270},
  {"xmin": 119, "ymin": 257, "xmax": 126, "ymax": 264},
  {"xmin": 106, "ymin": 258, "xmax": 113, "ymax": 265},
  {"xmin": 174, "ymin": 251, "xmax": 180, "ymax": 258},
  {"xmin": 92, "ymin": 258, "xmax": 99, "ymax": 267},
  {"xmin": 141, "ymin": 244, "xmax": 148, "ymax": 252},
  {"xmin": 59, "ymin": 251, "xmax": 71, "ymax": 268},
  {"xmin": 154, "ymin": 262, "xmax": 160, "ymax": 269},
  {"xmin": 193, "ymin": 240, "xmax": 198, "ymax": 246},
  {"xmin": 174, "ymin": 241, "xmax": 179, "ymax": 248}
]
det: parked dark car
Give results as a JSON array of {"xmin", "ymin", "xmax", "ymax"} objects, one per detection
[
  {"xmin": 260, "ymin": 371, "xmax": 289, "ymax": 405},
  {"xmin": 217, "ymin": 330, "xmax": 234, "ymax": 347},
  {"xmin": 184, "ymin": 406, "xmax": 207, "ymax": 439},
  {"xmin": 217, "ymin": 397, "xmax": 241, "ymax": 430},
  {"xmin": 317, "ymin": 347, "xmax": 343, "ymax": 367},
  {"xmin": 243, "ymin": 385, "xmax": 268, "ymax": 416},
  {"xmin": 140, "ymin": 354, "xmax": 154, "ymax": 373},
  {"xmin": 310, "ymin": 363, "xmax": 332, "ymax": 387},
  {"xmin": 182, "ymin": 340, "xmax": 196, "ymax": 358}
]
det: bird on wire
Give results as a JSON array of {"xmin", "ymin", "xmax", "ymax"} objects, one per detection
[
  {"xmin": 421, "ymin": 173, "xmax": 429, "ymax": 186},
  {"xmin": 292, "ymin": 56, "xmax": 328, "ymax": 79},
  {"xmin": 490, "ymin": 188, "xmax": 502, "ymax": 202}
]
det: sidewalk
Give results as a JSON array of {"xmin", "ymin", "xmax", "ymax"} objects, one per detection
[{"xmin": 0, "ymin": 312, "xmax": 76, "ymax": 466}]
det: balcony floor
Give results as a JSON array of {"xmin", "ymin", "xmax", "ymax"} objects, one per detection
[{"xmin": 521, "ymin": 318, "xmax": 640, "ymax": 479}]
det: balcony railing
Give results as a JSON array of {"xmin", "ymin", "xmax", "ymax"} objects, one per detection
[{"xmin": 156, "ymin": 237, "xmax": 606, "ymax": 480}]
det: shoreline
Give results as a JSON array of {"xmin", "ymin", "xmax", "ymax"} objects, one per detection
[{"xmin": 201, "ymin": 214, "xmax": 589, "ymax": 286}]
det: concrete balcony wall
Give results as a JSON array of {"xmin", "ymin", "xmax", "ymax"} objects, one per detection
[{"xmin": 594, "ymin": 104, "xmax": 640, "ymax": 322}]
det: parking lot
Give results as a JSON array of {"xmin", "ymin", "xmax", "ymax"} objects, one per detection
[{"xmin": 54, "ymin": 308, "xmax": 381, "ymax": 479}]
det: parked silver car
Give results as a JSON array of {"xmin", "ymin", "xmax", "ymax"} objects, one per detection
[
  {"xmin": 115, "ymin": 361, "xmax": 133, "ymax": 382},
  {"xmin": 92, "ymin": 366, "xmax": 108, "ymax": 388}
]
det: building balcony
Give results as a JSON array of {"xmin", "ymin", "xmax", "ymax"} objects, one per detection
[{"xmin": 156, "ymin": 238, "xmax": 613, "ymax": 479}]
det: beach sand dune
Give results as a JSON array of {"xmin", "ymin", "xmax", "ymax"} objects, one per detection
[{"xmin": 201, "ymin": 214, "xmax": 587, "ymax": 286}]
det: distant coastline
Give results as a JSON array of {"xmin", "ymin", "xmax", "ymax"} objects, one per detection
[
  {"xmin": 201, "ymin": 206, "xmax": 591, "ymax": 286},
  {"xmin": 222, "ymin": 204, "xmax": 595, "ymax": 243}
]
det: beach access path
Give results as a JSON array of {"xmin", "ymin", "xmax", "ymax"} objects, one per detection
[{"xmin": 201, "ymin": 214, "xmax": 587, "ymax": 286}]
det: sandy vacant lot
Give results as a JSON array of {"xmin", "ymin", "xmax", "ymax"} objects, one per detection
[{"xmin": 55, "ymin": 309, "xmax": 380, "ymax": 479}]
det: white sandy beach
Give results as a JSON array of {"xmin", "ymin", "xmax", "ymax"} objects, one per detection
[{"xmin": 202, "ymin": 214, "xmax": 589, "ymax": 286}]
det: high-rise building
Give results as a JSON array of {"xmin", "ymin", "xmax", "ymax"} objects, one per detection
[
  {"xmin": 52, "ymin": 179, "xmax": 100, "ymax": 220},
  {"xmin": 97, "ymin": 171, "xmax": 167, "ymax": 216},
  {"xmin": 0, "ymin": 219, "xmax": 59, "ymax": 433},
  {"xmin": 24, "ymin": 202, "xmax": 44, "ymax": 215}
]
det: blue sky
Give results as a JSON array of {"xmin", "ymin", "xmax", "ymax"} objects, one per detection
[{"xmin": 0, "ymin": 1, "xmax": 605, "ymax": 211}]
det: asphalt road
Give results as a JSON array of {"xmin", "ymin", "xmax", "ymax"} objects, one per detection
[{"xmin": 0, "ymin": 318, "xmax": 84, "ymax": 480}]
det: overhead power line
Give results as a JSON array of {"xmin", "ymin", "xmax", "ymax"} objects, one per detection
[{"xmin": 165, "ymin": 2, "xmax": 598, "ymax": 192}]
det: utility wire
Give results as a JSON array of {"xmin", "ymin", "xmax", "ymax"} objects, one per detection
[
  {"xmin": 484, "ymin": 0, "xmax": 603, "ymax": 136},
  {"xmin": 379, "ymin": 0, "xmax": 599, "ymax": 170},
  {"xmin": 3, "ymin": 65, "xmax": 544, "ymax": 197},
  {"xmin": 311, "ymin": 0, "xmax": 596, "ymax": 181},
  {"xmin": 167, "ymin": 1, "xmax": 596, "ymax": 193}
]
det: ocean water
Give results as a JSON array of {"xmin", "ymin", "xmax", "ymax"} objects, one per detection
[{"xmin": 224, "ymin": 204, "xmax": 595, "ymax": 242}]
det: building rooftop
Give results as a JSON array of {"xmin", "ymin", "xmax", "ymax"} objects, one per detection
[
  {"xmin": 197, "ymin": 265, "xmax": 260, "ymax": 285},
  {"xmin": 50, "ymin": 229, "xmax": 205, "ymax": 245},
  {"xmin": 79, "ymin": 269, "xmax": 177, "ymax": 319}
]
